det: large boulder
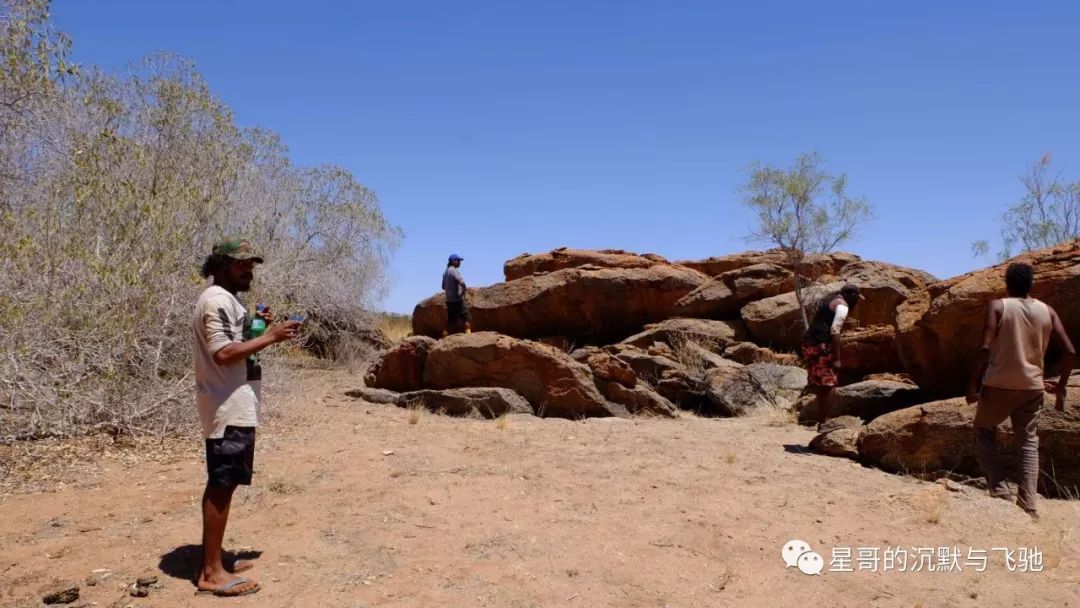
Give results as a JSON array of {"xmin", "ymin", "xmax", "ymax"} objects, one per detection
[
  {"xmin": 620, "ymin": 318, "xmax": 748, "ymax": 351},
  {"xmin": 422, "ymin": 332, "xmax": 627, "ymax": 419},
  {"xmin": 412, "ymin": 264, "xmax": 711, "ymax": 342},
  {"xmin": 721, "ymin": 341, "xmax": 801, "ymax": 366},
  {"xmin": 594, "ymin": 380, "xmax": 679, "ymax": 418},
  {"xmin": 899, "ymin": 240, "xmax": 1080, "ymax": 397},
  {"xmin": 673, "ymin": 263, "xmax": 795, "ymax": 319},
  {"xmin": 363, "ymin": 336, "xmax": 436, "ymax": 392},
  {"xmin": 600, "ymin": 344, "xmax": 684, "ymax": 384},
  {"xmin": 798, "ymin": 379, "xmax": 923, "ymax": 424},
  {"xmin": 657, "ymin": 362, "xmax": 806, "ymax": 417},
  {"xmin": 809, "ymin": 415, "xmax": 863, "ymax": 459},
  {"xmin": 836, "ymin": 325, "xmax": 902, "ymax": 378},
  {"xmin": 677, "ymin": 250, "xmax": 860, "ymax": 278},
  {"xmin": 739, "ymin": 260, "xmax": 933, "ymax": 352},
  {"xmin": 504, "ymin": 247, "xmax": 667, "ymax": 281},
  {"xmin": 397, "ymin": 388, "xmax": 533, "ymax": 418},
  {"xmin": 857, "ymin": 385, "xmax": 1080, "ymax": 497}
]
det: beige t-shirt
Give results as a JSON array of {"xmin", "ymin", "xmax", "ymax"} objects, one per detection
[
  {"xmin": 983, "ymin": 297, "xmax": 1052, "ymax": 391},
  {"xmin": 193, "ymin": 285, "xmax": 260, "ymax": 439}
]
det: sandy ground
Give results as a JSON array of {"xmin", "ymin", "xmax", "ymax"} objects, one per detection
[{"xmin": 3, "ymin": 368, "xmax": 1080, "ymax": 608}]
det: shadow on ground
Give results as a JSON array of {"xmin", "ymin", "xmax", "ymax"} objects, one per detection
[{"xmin": 158, "ymin": 545, "xmax": 264, "ymax": 584}]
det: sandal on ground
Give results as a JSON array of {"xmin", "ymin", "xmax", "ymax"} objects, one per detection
[{"xmin": 195, "ymin": 577, "xmax": 261, "ymax": 597}]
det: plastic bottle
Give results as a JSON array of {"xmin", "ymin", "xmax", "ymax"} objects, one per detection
[{"xmin": 250, "ymin": 303, "xmax": 268, "ymax": 339}]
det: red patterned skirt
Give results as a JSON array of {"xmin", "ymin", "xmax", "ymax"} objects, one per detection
[{"xmin": 802, "ymin": 342, "xmax": 838, "ymax": 388}]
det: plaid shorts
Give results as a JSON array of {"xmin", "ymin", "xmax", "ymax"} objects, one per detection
[
  {"xmin": 205, "ymin": 426, "xmax": 256, "ymax": 487},
  {"xmin": 802, "ymin": 342, "xmax": 838, "ymax": 388}
]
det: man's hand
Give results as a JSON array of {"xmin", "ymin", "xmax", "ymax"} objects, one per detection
[
  {"xmin": 965, "ymin": 386, "xmax": 979, "ymax": 405},
  {"xmin": 267, "ymin": 319, "xmax": 301, "ymax": 343},
  {"xmin": 257, "ymin": 305, "xmax": 275, "ymax": 324},
  {"xmin": 1046, "ymin": 379, "xmax": 1067, "ymax": 411},
  {"xmin": 831, "ymin": 358, "xmax": 842, "ymax": 370}
]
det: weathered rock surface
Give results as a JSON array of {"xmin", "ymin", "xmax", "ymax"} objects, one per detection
[
  {"xmin": 504, "ymin": 247, "xmax": 666, "ymax": 281},
  {"xmin": 397, "ymin": 388, "xmax": 533, "ymax": 418},
  {"xmin": 836, "ymin": 325, "xmax": 902, "ymax": 378},
  {"xmin": 422, "ymin": 332, "xmax": 627, "ymax": 419},
  {"xmin": 677, "ymin": 250, "xmax": 860, "ymax": 278},
  {"xmin": 595, "ymin": 379, "xmax": 679, "ymax": 418},
  {"xmin": 345, "ymin": 387, "xmax": 401, "ymax": 404},
  {"xmin": 798, "ymin": 379, "xmax": 923, "ymax": 424},
  {"xmin": 722, "ymin": 341, "xmax": 801, "ymax": 366},
  {"xmin": 413, "ymin": 265, "xmax": 711, "ymax": 342},
  {"xmin": 673, "ymin": 263, "xmax": 795, "ymax": 319},
  {"xmin": 740, "ymin": 260, "xmax": 933, "ymax": 352},
  {"xmin": 657, "ymin": 362, "xmax": 806, "ymax": 416},
  {"xmin": 857, "ymin": 385, "xmax": 1080, "ymax": 497},
  {"xmin": 808, "ymin": 415, "xmax": 863, "ymax": 459},
  {"xmin": 620, "ymin": 318, "xmax": 748, "ymax": 351},
  {"xmin": 363, "ymin": 336, "xmax": 436, "ymax": 392},
  {"xmin": 899, "ymin": 240, "xmax": 1080, "ymax": 397}
]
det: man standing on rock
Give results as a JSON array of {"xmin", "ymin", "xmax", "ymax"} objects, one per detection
[
  {"xmin": 442, "ymin": 253, "xmax": 471, "ymax": 336},
  {"xmin": 966, "ymin": 262, "xmax": 1075, "ymax": 518},
  {"xmin": 193, "ymin": 238, "xmax": 300, "ymax": 597},
  {"xmin": 803, "ymin": 283, "xmax": 864, "ymax": 423}
]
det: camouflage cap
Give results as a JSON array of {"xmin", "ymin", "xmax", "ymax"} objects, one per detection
[{"xmin": 212, "ymin": 237, "xmax": 264, "ymax": 263}]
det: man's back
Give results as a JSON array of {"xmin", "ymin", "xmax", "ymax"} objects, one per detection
[
  {"xmin": 984, "ymin": 297, "xmax": 1052, "ymax": 391},
  {"xmin": 442, "ymin": 266, "xmax": 464, "ymax": 302}
]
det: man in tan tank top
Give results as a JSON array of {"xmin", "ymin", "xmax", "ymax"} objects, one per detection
[{"xmin": 966, "ymin": 263, "xmax": 1075, "ymax": 518}]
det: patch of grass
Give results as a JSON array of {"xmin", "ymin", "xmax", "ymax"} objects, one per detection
[
  {"xmin": 913, "ymin": 487, "xmax": 947, "ymax": 524},
  {"xmin": 267, "ymin": 478, "xmax": 302, "ymax": 495},
  {"xmin": 724, "ymin": 451, "xmax": 737, "ymax": 464},
  {"xmin": 495, "ymin": 414, "xmax": 508, "ymax": 430},
  {"xmin": 669, "ymin": 333, "xmax": 721, "ymax": 374},
  {"xmin": 376, "ymin": 313, "xmax": 413, "ymax": 343},
  {"xmin": 708, "ymin": 566, "xmax": 737, "ymax": 592}
]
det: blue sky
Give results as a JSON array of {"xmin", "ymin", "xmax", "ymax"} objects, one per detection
[{"xmin": 54, "ymin": 1, "xmax": 1080, "ymax": 313}]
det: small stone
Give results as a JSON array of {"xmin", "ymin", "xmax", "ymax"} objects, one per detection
[
  {"xmin": 135, "ymin": 574, "xmax": 158, "ymax": 587},
  {"xmin": 40, "ymin": 579, "xmax": 79, "ymax": 604},
  {"xmin": 381, "ymin": 450, "xmax": 395, "ymax": 456},
  {"xmin": 85, "ymin": 569, "xmax": 112, "ymax": 587},
  {"xmin": 130, "ymin": 585, "xmax": 149, "ymax": 597}
]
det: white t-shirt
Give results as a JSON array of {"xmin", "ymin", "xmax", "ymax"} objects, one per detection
[{"xmin": 193, "ymin": 285, "xmax": 260, "ymax": 439}]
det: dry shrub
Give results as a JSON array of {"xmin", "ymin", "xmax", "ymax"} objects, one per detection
[
  {"xmin": 668, "ymin": 333, "xmax": 722, "ymax": 374},
  {"xmin": 0, "ymin": 3, "xmax": 400, "ymax": 440},
  {"xmin": 376, "ymin": 313, "xmax": 413, "ymax": 344}
]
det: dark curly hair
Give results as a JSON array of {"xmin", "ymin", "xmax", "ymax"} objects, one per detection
[
  {"xmin": 1005, "ymin": 262, "xmax": 1034, "ymax": 297},
  {"xmin": 200, "ymin": 253, "xmax": 229, "ymax": 279}
]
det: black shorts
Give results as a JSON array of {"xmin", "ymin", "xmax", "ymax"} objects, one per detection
[
  {"xmin": 447, "ymin": 300, "xmax": 471, "ymax": 324},
  {"xmin": 205, "ymin": 426, "xmax": 256, "ymax": 487}
]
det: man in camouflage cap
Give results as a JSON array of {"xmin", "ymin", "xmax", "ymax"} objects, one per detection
[{"xmin": 191, "ymin": 238, "xmax": 298, "ymax": 597}]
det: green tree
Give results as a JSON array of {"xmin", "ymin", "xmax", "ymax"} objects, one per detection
[
  {"xmin": 742, "ymin": 152, "xmax": 873, "ymax": 330},
  {"xmin": 973, "ymin": 153, "xmax": 1080, "ymax": 260}
]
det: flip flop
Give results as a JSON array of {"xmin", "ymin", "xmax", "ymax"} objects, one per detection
[
  {"xmin": 195, "ymin": 577, "xmax": 261, "ymax": 597},
  {"xmin": 231, "ymin": 559, "xmax": 255, "ymax": 574}
]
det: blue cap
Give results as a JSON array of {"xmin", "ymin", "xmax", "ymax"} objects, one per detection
[{"xmin": 448, "ymin": 254, "xmax": 464, "ymax": 262}]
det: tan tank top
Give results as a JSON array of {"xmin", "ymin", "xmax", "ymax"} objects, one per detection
[{"xmin": 982, "ymin": 298, "xmax": 1052, "ymax": 391}]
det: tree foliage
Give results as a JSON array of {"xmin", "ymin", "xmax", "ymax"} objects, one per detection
[
  {"xmin": 973, "ymin": 154, "xmax": 1080, "ymax": 260},
  {"xmin": 0, "ymin": 1, "xmax": 401, "ymax": 440},
  {"xmin": 742, "ymin": 152, "xmax": 873, "ymax": 329}
]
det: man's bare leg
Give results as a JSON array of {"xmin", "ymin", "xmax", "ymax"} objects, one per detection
[
  {"xmin": 198, "ymin": 484, "xmax": 258, "ymax": 593},
  {"xmin": 816, "ymin": 386, "xmax": 833, "ymax": 423}
]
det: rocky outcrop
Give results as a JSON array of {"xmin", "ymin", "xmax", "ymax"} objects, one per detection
[
  {"xmin": 836, "ymin": 325, "xmax": 902, "ymax": 378},
  {"xmin": 721, "ymin": 342, "xmax": 801, "ymax": 366},
  {"xmin": 412, "ymin": 265, "xmax": 711, "ymax": 342},
  {"xmin": 422, "ymin": 332, "xmax": 627, "ymax": 419},
  {"xmin": 673, "ymin": 263, "xmax": 795, "ymax": 319},
  {"xmin": 656, "ymin": 362, "xmax": 806, "ymax": 417},
  {"xmin": 397, "ymin": 388, "xmax": 533, "ymax": 418},
  {"xmin": 504, "ymin": 247, "xmax": 667, "ymax": 281},
  {"xmin": 899, "ymin": 240, "xmax": 1080, "ymax": 397},
  {"xmin": 739, "ymin": 260, "xmax": 933, "ymax": 353},
  {"xmin": 594, "ymin": 380, "xmax": 679, "ymax": 417},
  {"xmin": 677, "ymin": 250, "xmax": 860, "ymax": 278},
  {"xmin": 798, "ymin": 379, "xmax": 923, "ymax": 424},
  {"xmin": 363, "ymin": 336, "xmax": 436, "ymax": 392}
]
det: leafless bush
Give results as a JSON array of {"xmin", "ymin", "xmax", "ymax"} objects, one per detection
[{"xmin": 0, "ymin": 1, "xmax": 400, "ymax": 441}]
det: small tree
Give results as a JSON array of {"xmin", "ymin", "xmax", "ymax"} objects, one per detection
[
  {"xmin": 741, "ymin": 152, "xmax": 873, "ymax": 329},
  {"xmin": 973, "ymin": 154, "xmax": 1080, "ymax": 260}
]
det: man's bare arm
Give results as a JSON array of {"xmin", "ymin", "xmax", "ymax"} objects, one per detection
[
  {"xmin": 966, "ymin": 299, "xmax": 1002, "ymax": 402},
  {"xmin": 1046, "ymin": 306, "xmax": 1076, "ymax": 410}
]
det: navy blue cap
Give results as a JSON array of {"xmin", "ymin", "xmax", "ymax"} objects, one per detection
[{"xmin": 448, "ymin": 254, "xmax": 464, "ymax": 262}]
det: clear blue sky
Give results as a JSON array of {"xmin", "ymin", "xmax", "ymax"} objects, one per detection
[{"xmin": 54, "ymin": 0, "xmax": 1080, "ymax": 313}]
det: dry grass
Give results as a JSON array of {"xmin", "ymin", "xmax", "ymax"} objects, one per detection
[
  {"xmin": 495, "ymin": 414, "xmax": 509, "ymax": 430},
  {"xmin": 724, "ymin": 451, "xmax": 737, "ymax": 464},
  {"xmin": 762, "ymin": 405, "xmax": 798, "ymax": 427},
  {"xmin": 377, "ymin": 313, "xmax": 413, "ymax": 344},
  {"xmin": 913, "ymin": 487, "xmax": 947, "ymax": 524},
  {"xmin": 669, "ymin": 334, "xmax": 722, "ymax": 374},
  {"xmin": 708, "ymin": 566, "xmax": 738, "ymax": 592},
  {"xmin": 406, "ymin": 404, "xmax": 426, "ymax": 425}
]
